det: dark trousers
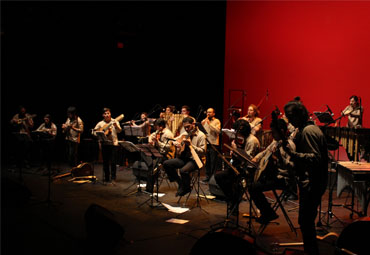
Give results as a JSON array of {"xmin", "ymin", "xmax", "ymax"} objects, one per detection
[
  {"xmin": 66, "ymin": 140, "xmax": 79, "ymax": 167},
  {"xmin": 205, "ymin": 144, "xmax": 220, "ymax": 179},
  {"xmin": 248, "ymin": 177, "xmax": 286, "ymax": 217},
  {"xmin": 101, "ymin": 145, "xmax": 118, "ymax": 182},
  {"xmin": 14, "ymin": 133, "xmax": 32, "ymax": 169},
  {"xmin": 163, "ymin": 157, "xmax": 197, "ymax": 191},
  {"xmin": 298, "ymin": 187, "xmax": 323, "ymax": 255}
]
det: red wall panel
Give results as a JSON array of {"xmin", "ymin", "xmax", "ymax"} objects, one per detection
[{"xmin": 224, "ymin": 1, "xmax": 370, "ymax": 129}]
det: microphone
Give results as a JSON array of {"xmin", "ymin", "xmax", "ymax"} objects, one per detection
[
  {"xmin": 228, "ymin": 108, "xmax": 242, "ymax": 112},
  {"xmin": 326, "ymin": 105, "xmax": 334, "ymax": 115}
]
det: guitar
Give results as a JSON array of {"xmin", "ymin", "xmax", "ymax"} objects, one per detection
[
  {"xmin": 53, "ymin": 162, "xmax": 94, "ymax": 181},
  {"xmin": 98, "ymin": 114, "xmax": 124, "ymax": 135},
  {"xmin": 175, "ymin": 129, "xmax": 204, "ymax": 169},
  {"xmin": 253, "ymin": 108, "xmax": 288, "ymax": 183}
]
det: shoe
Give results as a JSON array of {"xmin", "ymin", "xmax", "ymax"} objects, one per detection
[
  {"xmin": 256, "ymin": 212, "xmax": 279, "ymax": 224},
  {"xmin": 176, "ymin": 187, "xmax": 191, "ymax": 197}
]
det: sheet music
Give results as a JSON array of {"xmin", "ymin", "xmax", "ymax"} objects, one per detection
[{"xmin": 222, "ymin": 128, "xmax": 236, "ymax": 139}]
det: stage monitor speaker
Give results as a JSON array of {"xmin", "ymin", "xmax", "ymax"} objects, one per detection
[
  {"xmin": 190, "ymin": 230, "xmax": 256, "ymax": 254},
  {"xmin": 132, "ymin": 160, "xmax": 150, "ymax": 181},
  {"xmin": 208, "ymin": 174, "xmax": 226, "ymax": 199},
  {"xmin": 335, "ymin": 217, "xmax": 370, "ymax": 255},
  {"xmin": 84, "ymin": 203, "xmax": 125, "ymax": 252}
]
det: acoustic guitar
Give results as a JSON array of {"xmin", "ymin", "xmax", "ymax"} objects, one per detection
[
  {"xmin": 53, "ymin": 162, "xmax": 94, "ymax": 181},
  {"xmin": 98, "ymin": 114, "xmax": 124, "ymax": 135}
]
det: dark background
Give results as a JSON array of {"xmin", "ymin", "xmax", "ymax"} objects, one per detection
[{"xmin": 1, "ymin": 1, "xmax": 226, "ymax": 164}]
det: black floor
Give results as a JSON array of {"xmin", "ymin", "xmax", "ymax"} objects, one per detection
[{"xmin": 2, "ymin": 162, "xmax": 368, "ymax": 255}]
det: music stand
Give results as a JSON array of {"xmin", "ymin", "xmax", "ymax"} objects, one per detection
[
  {"xmin": 94, "ymin": 131, "xmax": 110, "ymax": 185},
  {"xmin": 120, "ymin": 141, "xmax": 146, "ymax": 196},
  {"xmin": 313, "ymin": 111, "xmax": 334, "ymax": 124},
  {"xmin": 124, "ymin": 126, "xmax": 146, "ymax": 137},
  {"xmin": 137, "ymin": 144, "xmax": 165, "ymax": 208}
]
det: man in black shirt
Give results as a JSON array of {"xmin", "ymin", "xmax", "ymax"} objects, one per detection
[{"xmin": 283, "ymin": 101, "xmax": 328, "ymax": 255}]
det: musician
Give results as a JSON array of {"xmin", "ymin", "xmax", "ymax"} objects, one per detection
[
  {"xmin": 160, "ymin": 105, "xmax": 176, "ymax": 132},
  {"xmin": 131, "ymin": 112, "xmax": 151, "ymax": 136},
  {"xmin": 249, "ymin": 117, "xmax": 296, "ymax": 224},
  {"xmin": 176, "ymin": 105, "xmax": 196, "ymax": 136},
  {"xmin": 201, "ymin": 108, "xmax": 221, "ymax": 182},
  {"xmin": 283, "ymin": 101, "xmax": 329, "ymax": 255},
  {"xmin": 241, "ymin": 104, "xmax": 263, "ymax": 144},
  {"xmin": 10, "ymin": 105, "xmax": 35, "ymax": 169},
  {"xmin": 35, "ymin": 114, "xmax": 57, "ymax": 172},
  {"xmin": 146, "ymin": 118, "xmax": 175, "ymax": 193},
  {"xmin": 62, "ymin": 106, "xmax": 84, "ymax": 168},
  {"xmin": 341, "ymin": 95, "xmax": 363, "ymax": 129},
  {"xmin": 93, "ymin": 108, "xmax": 122, "ymax": 185},
  {"xmin": 215, "ymin": 119, "xmax": 260, "ymax": 214},
  {"xmin": 162, "ymin": 117, "xmax": 206, "ymax": 197}
]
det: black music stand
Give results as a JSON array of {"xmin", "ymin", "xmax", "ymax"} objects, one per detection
[
  {"xmin": 313, "ymin": 111, "xmax": 334, "ymax": 124},
  {"xmin": 94, "ymin": 131, "xmax": 110, "ymax": 185},
  {"xmin": 120, "ymin": 141, "xmax": 147, "ymax": 196},
  {"xmin": 123, "ymin": 126, "xmax": 146, "ymax": 137},
  {"xmin": 137, "ymin": 144, "xmax": 165, "ymax": 208}
]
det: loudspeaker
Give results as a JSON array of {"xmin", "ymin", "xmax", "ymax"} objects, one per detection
[
  {"xmin": 335, "ymin": 217, "xmax": 370, "ymax": 255},
  {"xmin": 190, "ymin": 230, "xmax": 256, "ymax": 254},
  {"xmin": 132, "ymin": 160, "xmax": 150, "ymax": 180},
  {"xmin": 208, "ymin": 174, "xmax": 226, "ymax": 199},
  {"xmin": 84, "ymin": 204, "xmax": 125, "ymax": 252}
]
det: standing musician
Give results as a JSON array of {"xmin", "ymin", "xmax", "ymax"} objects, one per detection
[
  {"xmin": 62, "ymin": 106, "xmax": 84, "ymax": 168},
  {"xmin": 241, "ymin": 104, "xmax": 263, "ymax": 144},
  {"xmin": 249, "ymin": 114, "xmax": 296, "ymax": 224},
  {"xmin": 147, "ymin": 118, "xmax": 175, "ymax": 193},
  {"xmin": 283, "ymin": 100, "xmax": 328, "ymax": 255},
  {"xmin": 162, "ymin": 117, "xmax": 206, "ymax": 197},
  {"xmin": 215, "ymin": 119, "xmax": 260, "ymax": 214},
  {"xmin": 175, "ymin": 105, "xmax": 196, "ymax": 136},
  {"xmin": 341, "ymin": 95, "xmax": 363, "ymax": 129},
  {"xmin": 35, "ymin": 114, "xmax": 57, "ymax": 173},
  {"xmin": 93, "ymin": 108, "xmax": 122, "ymax": 185},
  {"xmin": 201, "ymin": 107, "xmax": 221, "ymax": 183},
  {"xmin": 10, "ymin": 105, "xmax": 35, "ymax": 169}
]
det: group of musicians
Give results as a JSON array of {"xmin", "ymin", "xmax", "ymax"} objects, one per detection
[{"xmin": 9, "ymin": 96, "xmax": 364, "ymax": 255}]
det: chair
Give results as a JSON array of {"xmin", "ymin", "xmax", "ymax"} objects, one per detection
[
  {"xmin": 258, "ymin": 189, "xmax": 297, "ymax": 236},
  {"xmin": 177, "ymin": 167, "xmax": 209, "ymax": 208}
]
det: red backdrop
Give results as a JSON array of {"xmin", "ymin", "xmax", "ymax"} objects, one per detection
[{"xmin": 224, "ymin": 1, "xmax": 370, "ymax": 129}]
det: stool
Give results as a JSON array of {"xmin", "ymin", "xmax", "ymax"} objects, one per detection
[
  {"xmin": 177, "ymin": 167, "xmax": 209, "ymax": 208},
  {"xmin": 258, "ymin": 189, "xmax": 297, "ymax": 236}
]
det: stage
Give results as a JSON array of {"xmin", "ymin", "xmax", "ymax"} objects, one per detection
[{"xmin": 2, "ymin": 161, "xmax": 369, "ymax": 255}]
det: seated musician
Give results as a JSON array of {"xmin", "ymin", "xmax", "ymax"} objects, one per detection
[
  {"xmin": 215, "ymin": 119, "xmax": 260, "ymax": 215},
  {"xmin": 162, "ymin": 117, "xmax": 206, "ymax": 197},
  {"xmin": 176, "ymin": 105, "xmax": 196, "ymax": 136},
  {"xmin": 146, "ymin": 118, "xmax": 175, "ymax": 193},
  {"xmin": 241, "ymin": 104, "xmax": 263, "ymax": 145},
  {"xmin": 131, "ymin": 112, "xmax": 151, "ymax": 136},
  {"xmin": 249, "ymin": 116, "xmax": 296, "ymax": 224},
  {"xmin": 93, "ymin": 108, "xmax": 122, "ymax": 185}
]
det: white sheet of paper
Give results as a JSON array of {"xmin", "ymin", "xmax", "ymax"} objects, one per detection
[
  {"xmin": 166, "ymin": 218, "xmax": 189, "ymax": 224},
  {"xmin": 162, "ymin": 203, "xmax": 190, "ymax": 214}
]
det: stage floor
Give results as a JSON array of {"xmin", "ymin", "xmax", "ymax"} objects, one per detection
[{"xmin": 2, "ymin": 162, "xmax": 368, "ymax": 255}]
